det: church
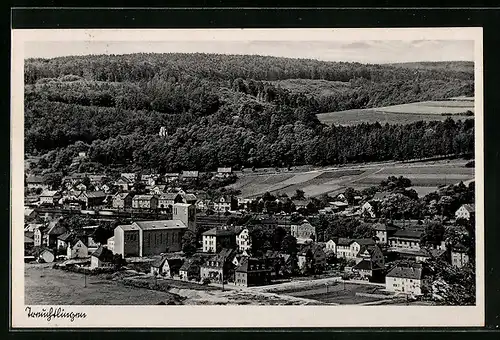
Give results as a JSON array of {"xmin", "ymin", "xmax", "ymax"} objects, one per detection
[{"xmin": 113, "ymin": 202, "xmax": 196, "ymax": 257}]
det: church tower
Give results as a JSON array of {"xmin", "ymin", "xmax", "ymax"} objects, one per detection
[{"xmin": 173, "ymin": 202, "xmax": 197, "ymax": 233}]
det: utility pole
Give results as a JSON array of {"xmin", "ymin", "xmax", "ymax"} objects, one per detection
[{"xmin": 84, "ymin": 269, "xmax": 87, "ymax": 288}]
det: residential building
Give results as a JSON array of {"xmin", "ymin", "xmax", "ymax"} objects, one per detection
[
  {"xmin": 158, "ymin": 193, "xmax": 183, "ymax": 209},
  {"xmin": 352, "ymin": 258, "xmax": 384, "ymax": 280},
  {"xmin": 150, "ymin": 185, "xmax": 166, "ymax": 195},
  {"xmin": 291, "ymin": 200, "xmax": 310, "ymax": 211},
  {"xmin": 236, "ymin": 227, "xmax": 251, "ymax": 252},
  {"xmin": 325, "ymin": 239, "xmax": 336, "ymax": 253},
  {"xmin": 63, "ymin": 173, "xmax": 88, "ymax": 186},
  {"xmin": 216, "ymin": 167, "xmax": 233, "ymax": 178},
  {"xmin": 388, "ymin": 229, "xmax": 423, "ymax": 250},
  {"xmin": 56, "ymin": 232, "xmax": 73, "ymax": 250},
  {"xmin": 89, "ymin": 175, "xmax": 108, "ymax": 186},
  {"xmin": 164, "ymin": 173, "xmax": 180, "ymax": 183},
  {"xmin": 132, "ymin": 194, "xmax": 158, "ymax": 210},
  {"xmin": 90, "ymin": 246, "xmax": 114, "ymax": 269},
  {"xmin": 44, "ymin": 221, "xmax": 68, "ymax": 248},
  {"xmin": 234, "ymin": 257, "xmax": 271, "ymax": 287},
  {"xmin": 150, "ymin": 255, "xmax": 172, "ymax": 277},
  {"xmin": 24, "ymin": 233, "xmax": 34, "ymax": 253},
  {"xmin": 181, "ymin": 171, "xmax": 199, "ymax": 180},
  {"xmin": 24, "ymin": 208, "xmax": 37, "ymax": 220},
  {"xmin": 202, "ymin": 227, "xmax": 236, "ymax": 253},
  {"xmin": 451, "ymin": 244, "xmax": 469, "ymax": 268},
  {"xmin": 290, "ymin": 220, "xmax": 316, "ymax": 244},
  {"xmin": 335, "ymin": 238, "xmax": 375, "ymax": 260},
  {"xmin": 391, "ymin": 248, "xmax": 447, "ymax": 263},
  {"xmin": 179, "ymin": 255, "xmax": 204, "ymax": 281},
  {"xmin": 26, "ymin": 176, "xmax": 49, "ymax": 190},
  {"xmin": 373, "ymin": 223, "xmax": 398, "ymax": 244},
  {"xmin": 455, "ymin": 204, "xmax": 475, "ymax": 221},
  {"xmin": 120, "ymin": 173, "xmax": 136, "ymax": 182},
  {"xmin": 212, "ymin": 195, "xmax": 238, "ymax": 212},
  {"xmin": 297, "ymin": 244, "xmax": 327, "ymax": 272},
  {"xmin": 66, "ymin": 237, "xmax": 89, "ymax": 259},
  {"xmin": 200, "ymin": 248, "xmax": 236, "ymax": 283},
  {"xmin": 112, "ymin": 192, "xmax": 134, "ymax": 209},
  {"xmin": 78, "ymin": 191, "xmax": 107, "ymax": 208},
  {"xmin": 385, "ymin": 263, "xmax": 426, "ymax": 295},
  {"xmin": 40, "ymin": 191, "xmax": 61, "ymax": 206},
  {"xmin": 115, "ymin": 177, "xmax": 133, "ymax": 192},
  {"xmin": 106, "ymin": 236, "xmax": 115, "ymax": 253},
  {"xmin": 355, "ymin": 244, "xmax": 385, "ymax": 268},
  {"xmin": 33, "ymin": 225, "xmax": 47, "ymax": 247},
  {"xmin": 361, "ymin": 202, "xmax": 376, "ymax": 218},
  {"xmin": 183, "ymin": 193, "xmax": 198, "ymax": 205}
]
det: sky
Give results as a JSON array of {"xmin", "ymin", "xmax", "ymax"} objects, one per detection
[{"xmin": 24, "ymin": 40, "xmax": 474, "ymax": 64}]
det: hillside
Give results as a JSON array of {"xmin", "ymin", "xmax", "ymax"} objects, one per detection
[
  {"xmin": 24, "ymin": 53, "xmax": 474, "ymax": 175},
  {"xmin": 388, "ymin": 61, "xmax": 474, "ymax": 73}
]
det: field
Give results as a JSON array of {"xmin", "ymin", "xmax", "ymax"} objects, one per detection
[
  {"xmin": 268, "ymin": 281, "xmax": 391, "ymax": 305},
  {"xmin": 317, "ymin": 99, "xmax": 474, "ymax": 126},
  {"xmin": 24, "ymin": 263, "xmax": 323, "ymax": 306},
  {"xmin": 231, "ymin": 159, "xmax": 474, "ymax": 199}
]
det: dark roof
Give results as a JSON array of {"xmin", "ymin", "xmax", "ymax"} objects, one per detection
[
  {"xmin": 202, "ymin": 227, "xmax": 236, "ymax": 237},
  {"xmin": 159, "ymin": 193, "xmax": 181, "ymax": 200},
  {"xmin": 114, "ymin": 192, "xmax": 132, "ymax": 200},
  {"xmin": 151, "ymin": 256, "xmax": 168, "ymax": 268},
  {"xmin": 26, "ymin": 176, "xmax": 46, "ymax": 184},
  {"xmin": 452, "ymin": 243, "xmax": 468, "ymax": 252},
  {"xmin": 85, "ymin": 191, "xmax": 106, "ymax": 198},
  {"xmin": 355, "ymin": 238, "xmax": 376, "ymax": 246},
  {"xmin": 91, "ymin": 246, "xmax": 114, "ymax": 261},
  {"xmin": 47, "ymin": 223, "xmax": 68, "ymax": 236},
  {"xmin": 387, "ymin": 263, "xmax": 423, "ymax": 280},
  {"xmin": 235, "ymin": 257, "xmax": 270, "ymax": 273},
  {"xmin": 353, "ymin": 259, "xmax": 383, "ymax": 271},
  {"xmin": 57, "ymin": 232, "xmax": 73, "ymax": 242},
  {"xmin": 337, "ymin": 238, "xmax": 353, "ymax": 246},
  {"xmin": 391, "ymin": 229, "xmax": 424, "ymax": 239},
  {"xmin": 133, "ymin": 194, "xmax": 156, "ymax": 200},
  {"xmin": 179, "ymin": 256, "xmax": 204, "ymax": 271},
  {"xmin": 24, "ymin": 235, "xmax": 34, "ymax": 243},
  {"xmin": 358, "ymin": 244, "xmax": 380, "ymax": 257},
  {"xmin": 372, "ymin": 223, "xmax": 398, "ymax": 232}
]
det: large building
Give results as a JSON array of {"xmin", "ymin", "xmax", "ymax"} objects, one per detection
[
  {"xmin": 202, "ymin": 227, "xmax": 236, "ymax": 253},
  {"xmin": 290, "ymin": 220, "xmax": 316, "ymax": 243},
  {"xmin": 113, "ymin": 203, "xmax": 196, "ymax": 257},
  {"xmin": 385, "ymin": 263, "xmax": 426, "ymax": 296}
]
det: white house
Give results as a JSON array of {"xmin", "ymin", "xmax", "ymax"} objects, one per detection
[
  {"xmin": 361, "ymin": 202, "xmax": 376, "ymax": 218},
  {"xmin": 90, "ymin": 246, "xmax": 114, "ymax": 269},
  {"xmin": 236, "ymin": 227, "xmax": 252, "ymax": 252},
  {"xmin": 150, "ymin": 256, "xmax": 172, "ymax": 277},
  {"xmin": 202, "ymin": 228, "xmax": 236, "ymax": 253},
  {"xmin": 66, "ymin": 238, "xmax": 89, "ymax": 259},
  {"xmin": 455, "ymin": 204, "xmax": 475, "ymax": 221},
  {"xmin": 385, "ymin": 263, "xmax": 425, "ymax": 296},
  {"xmin": 106, "ymin": 236, "xmax": 115, "ymax": 253},
  {"xmin": 335, "ymin": 238, "xmax": 375, "ymax": 260},
  {"xmin": 325, "ymin": 239, "xmax": 336, "ymax": 253}
]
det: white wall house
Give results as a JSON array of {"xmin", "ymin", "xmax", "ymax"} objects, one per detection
[{"xmin": 236, "ymin": 228, "xmax": 251, "ymax": 252}]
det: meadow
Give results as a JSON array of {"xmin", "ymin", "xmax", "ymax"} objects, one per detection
[{"xmin": 317, "ymin": 99, "xmax": 474, "ymax": 126}]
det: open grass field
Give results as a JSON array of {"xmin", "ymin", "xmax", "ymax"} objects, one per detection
[
  {"xmin": 231, "ymin": 159, "xmax": 474, "ymax": 199},
  {"xmin": 317, "ymin": 99, "xmax": 474, "ymax": 126},
  {"xmin": 25, "ymin": 263, "xmax": 181, "ymax": 305}
]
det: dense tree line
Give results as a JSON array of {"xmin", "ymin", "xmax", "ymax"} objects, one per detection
[{"xmin": 25, "ymin": 53, "xmax": 474, "ymax": 174}]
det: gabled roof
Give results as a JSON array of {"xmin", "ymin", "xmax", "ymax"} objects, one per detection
[
  {"xmin": 151, "ymin": 255, "xmax": 169, "ymax": 268},
  {"xmin": 41, "ymin": 190, "xmax": 60, "ymax": 197},
  {"xmin": 114, "ymin": 192, "xmax": 132, "ymax": 200},
  {"xmin": 460, "ymin": 204, "xmax": 475, "ymax": 213},
  {"xmin": 47, "ymin": 223, "xmax": 68, "ymax": 236},
  {"xmin": 372, "ymin": 223, "xmax": 398, "ymax": 232},
  {"xmin": 85, "ymin": 191, "xmax": 106, "ymax": 198},
  {"xmin": 235, "ymin": 257, "xmax": 270, "ymax": 273},
  {"xmin": 57, "ymin": 231, "xmax": 73, "ymax": 242},
  {"xmin": 391, "ymin": 229, "xmax": 423, "ymax": 239},
  {"xmin": 116, "ymin": 224, "xmax": 141, "ymax": 232},
  {"xmin": 183, "ymin": 194, "xmax": 197, "ymax": 201},
  {"xmin": 133, "ymin": 194, "xmax": 156, "ymax": 200},
  {"xmin": 159, "ymin": 193, "xmax": 182, "ymax": 200},
  {"xmin": 358, "ymin": 244, "xmax": 381, "ymax": 257},
  {"xmin": 202, "ymin": 227, "xmax": 236, "ymax": 237},
  {"xmin": 387, "ymin": 263, "xmax": 423, "ymax": 280},
  {"xmin": 353, "ymin": 259, "xmax": 383, "ymax": 271},
  {"xmin": 91, "ymin": 245, "xmax": 114, "ymax": 261},
  {"xmin": 24, "ymin": 235, "xmax": 34, "ymax": 243},
  {"xmin": 133, "ymin": 220, "xmax": 187, "ymax": 230},
  {"xmin": 24, "ymin": 208, "xmax": 36, "ymax": 216},
  {"xmin": 115, "ymin": 176, "xmax": 133, "ymax": 183}
]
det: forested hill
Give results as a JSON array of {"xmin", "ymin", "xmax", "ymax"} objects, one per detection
[
  {"xmin": 25, "ymin": 53, "xmax": 474, "ymax": 175},
  {"xmin": 387, "ymin": 61, "xmax": 474, "ymax": 73}
]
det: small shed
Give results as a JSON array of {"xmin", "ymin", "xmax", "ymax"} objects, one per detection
[
  {"xmin": 90, "ymin": 246, "xmax": 114, "ymax": 269},
  {"xmin": 150, "ymin": 256, "xmax": 170, "ymax": 277}
]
